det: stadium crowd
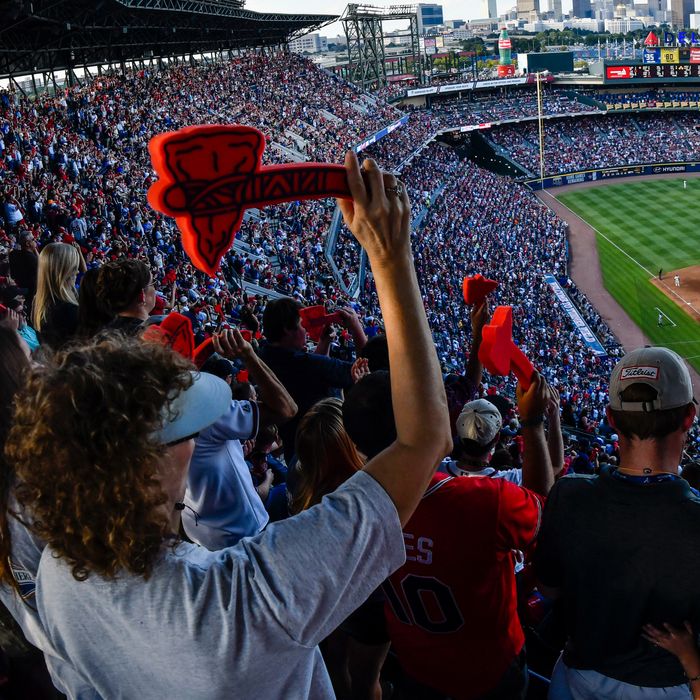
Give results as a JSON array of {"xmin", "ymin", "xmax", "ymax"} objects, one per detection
[
  {"xmin": 585, "ymin": 89, "xmax": 700, "ymax": 109},
  {"xmin": 488, "ymin": 112, "xmax": 700, "ymax": 176},
  {"xmin": 428, "ymin": 90, "xmax": 600, "ymax": 126},
  {"xmin": 2, "ymin": 52, "xmax": 700, "ymax": 700}
]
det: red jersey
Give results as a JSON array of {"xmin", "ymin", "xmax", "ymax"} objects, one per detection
[{"xmin": 384, "ymin": 473, "xmax": 544, "ymax": 699}]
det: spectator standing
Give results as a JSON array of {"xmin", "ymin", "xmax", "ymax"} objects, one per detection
[
  {"xmin": 343, "ymin": 368, "xmax": 555, "ymax": 699},
  {"xmin": 32, "ymin": 242, "xmax": 84, "ymax": 350},
  {"xmin": 8, "ymin": 231, "xmax": 38, "ymax": 308},
  {"xmin": 182, "ymin": 328, "xmax": 297, "ymax": 550},
  {"xmin": 536, "ymin": 346, "xmax": 700, "ymax": 699},
  {"xmin": 2, "ymin": 288, "xmax": 39, "ymax": 351},
  {"xmin": 5, "ymin": 154, "xmax": 452, "ymax": 698},
  {"xmin": 259, "ymin": 300, "xmax": 367, "ymax": 462},
  {"xmin": 0, "ymin": 328, "xmax": 87, "ymax": 697},
  {"xmin": 96, "ymin": 259, "xmax": 155, "ymax": 336},
  {"xmin": 292, "ymin": 397, "xmax": 382, "ymax": 699}
]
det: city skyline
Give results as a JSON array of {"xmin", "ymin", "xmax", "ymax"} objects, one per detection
[{"xmin": 248, "ymin": 0, "xmax": 576, "ymax": 37}]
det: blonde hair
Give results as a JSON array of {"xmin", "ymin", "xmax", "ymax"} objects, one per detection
[
  {"xmin": 291, "ymin": 398, "xmax": 363, "ymax": 514},
  {"xmin": 33, "ymin": 243, "xmax": 80, "ymax": 331}
]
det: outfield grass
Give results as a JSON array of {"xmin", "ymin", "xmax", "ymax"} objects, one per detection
[{"xmin": 557, "ymin": 178, "xmax": 700, "ymax": 373}]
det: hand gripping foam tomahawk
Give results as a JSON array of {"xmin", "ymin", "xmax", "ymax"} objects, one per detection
[
  {"xmin": 478, "ymin": 306, "xmax": 536, "ymax": 390},
  {"xmin": 148, "ymin": 125, "xmax": 352, "ymax": 276},
  {"xmin": 299, "ymin": 306, "xmax": 343, "ymax": 343},
  {"xmin": 462, "ymin": 274, "xmax": 499, "ymax": 305}
]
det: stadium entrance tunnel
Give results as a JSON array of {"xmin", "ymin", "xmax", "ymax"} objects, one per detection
[{"xmin": 440, "ymin": 132, "xmax": 530, "ymax": 179}]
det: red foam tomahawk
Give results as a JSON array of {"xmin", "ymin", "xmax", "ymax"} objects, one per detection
[
  {"xmin": 478, "ymin": 306, "xmax": 536, "ymax": 390},
  {"xmin": 299, "ymin": 306, "xmax": 342, "ymax": 342},
  {"xmin": 143, "ymin": 312, "xmax": 215, "ymax": 368},
  {"xmin": 148, "ymin": 125, "xmax": 352, "ymax": 276},
  {"xmin": 463, "ymin": 274, "xmax": 498, "ymax": 306}
]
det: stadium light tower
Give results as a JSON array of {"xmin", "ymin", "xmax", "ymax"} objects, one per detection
[{"xmin": 341, "ymin": 4, "xmax": 422, "ymax": 90}]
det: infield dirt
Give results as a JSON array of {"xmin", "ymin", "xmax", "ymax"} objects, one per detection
[{"xmin": 650, "ymin": 266, "xmax": 700, "ymax": 322}]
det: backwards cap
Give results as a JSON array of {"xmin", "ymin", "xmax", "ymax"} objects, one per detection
[
  {"xmin": 456, "ymin": 399, "xmax": 503, "ymax": 446},
  {"xmin": 608, "ymin": 347, "xmax": 694, "ymax": 412}
]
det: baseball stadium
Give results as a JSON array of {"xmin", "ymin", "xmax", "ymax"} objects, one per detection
[{"xmin": 2, "ymin": 1, "xmax": 700, "ymax": 698}]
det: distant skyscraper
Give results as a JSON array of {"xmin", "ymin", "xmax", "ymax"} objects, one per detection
[
  {"xmin": 416, "ymin": 3, "xmax": 444, "ymax": 34},
  {"xmin": 517, "ymin": 0, "xmax": 539, "ymax": 19},
  {"xmin": 483, "ymin": 0, "xmax": 498, "ymax": 18},
  {"xmin": 551, "ymin": 0, "xmax": 563, "ymax": 19},
  {"xmin": 572, "ymin": 0, "xmax": 592, "ymax": 17},
  {"xmin": 668, "ymin": 0, "xmax": 694, "ymax": 27}
]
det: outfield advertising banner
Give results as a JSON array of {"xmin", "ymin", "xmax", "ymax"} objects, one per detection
[
  {"xmin": 526, "ymin": 162, "xmax": 700, "ymax": 189},
  {"xmin": 405, "ymin": 77, "xmax": 526, "ymax": 98},
  {"xmin": 406, "ymin": 86, "xmax": 438, "ymax": 97},
  {"xmin": 438, "ymin": 82, "xmax": 474, "ymax": 94},
  {"xmin": 473, "ymin": 77, "xmax": 527, "ymax": 89},
  {"xmin": 544, "ymin": 276, "xmax": 607, "ymax": 356},
  {"xmin": 599, "ymin": 165, "xmax": 645, "ymax": 178}
]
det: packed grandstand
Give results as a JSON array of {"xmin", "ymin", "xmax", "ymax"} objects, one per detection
[{"xmin": 3, "ymin": 16, "xmax": 700, "ymax": 700}]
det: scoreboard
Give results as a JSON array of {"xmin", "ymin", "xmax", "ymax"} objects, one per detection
[
  {"xmin": 606, "ymin": 64, "xmax": 700, "ymax": 80},
  {"xmin": 602, "ymin": 30, "xmax": 700, "ymax": 83}
]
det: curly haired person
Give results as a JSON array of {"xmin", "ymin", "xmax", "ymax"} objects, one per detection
[{"xmin": 5, "ymin": 153, "xmax": 452, "ymax": 698}]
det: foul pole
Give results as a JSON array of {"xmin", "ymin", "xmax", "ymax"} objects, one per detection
[{"xmin": 536, "ymin": 71, "xmax": 545, "ymax": 188}]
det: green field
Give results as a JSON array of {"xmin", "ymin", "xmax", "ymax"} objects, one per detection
[{"xmin": 557, "ymin": 178, "xmax": 700, "ymax": 373}]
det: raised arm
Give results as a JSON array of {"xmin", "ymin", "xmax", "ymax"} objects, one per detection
[
  {"xmin": 337, "ymin": 153, "xmax": 452, "ymax": 525},
  {"xmin": 336, "ymin": 307, "xmax": 368, "ymax": 352},
  {"xmin": 213, "ymin": 329, "xmax": 297, "ymax": 428},
  {"xmin": 545, "ymin": 385, "xmax": 565, "ymax": 478},
  {"xmin": 465, "ymin": 299, "xmax": 488, "ymax": 389},
  {"xmin": 516, "ymin": 372, "xmax": 555, "ymax": 498}
]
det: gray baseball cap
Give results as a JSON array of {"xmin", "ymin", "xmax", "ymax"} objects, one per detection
[
  {"xmin": 608, "ymin": 347, "xmax": 694, "ymax": 412},
  {"xmin": 456, "ymin": 399, "xmax": 503, "ymax": 445}
]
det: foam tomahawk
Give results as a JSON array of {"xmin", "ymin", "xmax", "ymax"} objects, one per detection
[
  {"xmin": 478, "ymin": 306, "xmax": 536, "ymax": 390},
  {"xmin": 148, "ymin": 125, "xmax": 352, "ymax": 276},
  {"xmin": 462, "ymin": 274, "xmax": 498, "ymax": 306},
  {"xmin": 299, "ymin": 306, "xmax": 343, "ymax": 342},
  {"xmin": 143, "ymin": 313, "xmax": 215, "ymax": 368}
]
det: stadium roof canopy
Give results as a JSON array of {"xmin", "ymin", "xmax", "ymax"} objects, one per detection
[{"xmin": 0, "ymin": 0, "xmax": 337, "ymax": 78}]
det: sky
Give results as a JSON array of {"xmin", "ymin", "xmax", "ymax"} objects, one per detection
[{"xmin": 249, "ymin": 0, "xmax": 575, "ymax": 38}]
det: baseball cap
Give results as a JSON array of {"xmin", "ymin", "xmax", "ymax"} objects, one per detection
[
  {"xmin": 456, "ymin": 399, "xmax": 503, "ymax": 445},
  {"xmin": 153, "ymin": 371, "xmax": 231, "ymax": 445},
  {"xmin": 608, "ymin": 346, "xmax": 694, "ymax": 412}
]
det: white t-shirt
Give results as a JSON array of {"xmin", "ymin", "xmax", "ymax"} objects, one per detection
[
  {"xmin": 37, "ymin": 471, "xmax": 404, "ymax": 699},
  {"xmin": 183, "ymin": 400, "xmax": 268, "ymax": 550}
]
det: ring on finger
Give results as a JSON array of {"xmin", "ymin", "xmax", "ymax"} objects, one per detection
[{"xmin": 385, "ymin": 185, "xmax": 404, "ymax": 197}]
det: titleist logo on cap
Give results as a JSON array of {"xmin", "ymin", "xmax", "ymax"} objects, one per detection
[{"xmin": 620, "ymin": 366, "xmax": 659, "ymax": 381}]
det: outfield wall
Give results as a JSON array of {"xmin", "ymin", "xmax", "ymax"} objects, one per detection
[{"xmin": 525, "ymin": 162, "xmax": 700, "ymax": 190}]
